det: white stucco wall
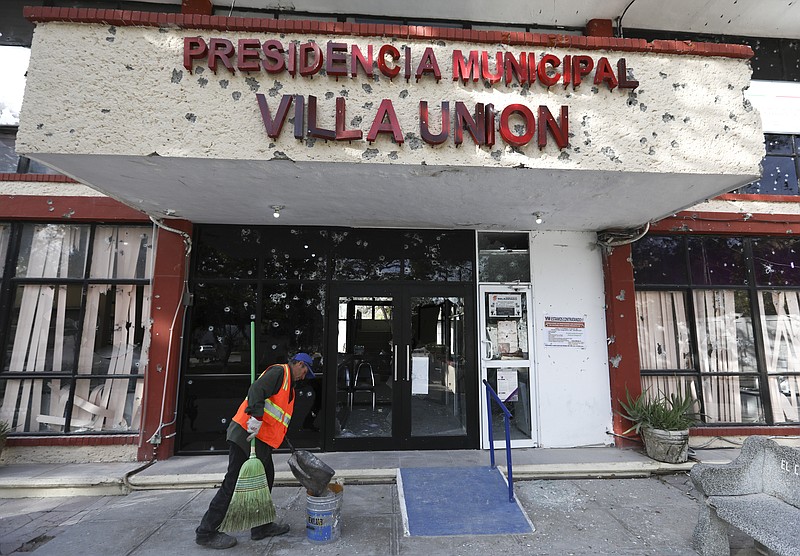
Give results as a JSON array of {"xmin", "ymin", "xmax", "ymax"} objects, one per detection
[
  {"xmin": 18, "ymin": 22, "xmax": 762, "ymax": 176},
  {"xmin": 530, "ymin": 231, "xmax": 612, "ymax": 447}
]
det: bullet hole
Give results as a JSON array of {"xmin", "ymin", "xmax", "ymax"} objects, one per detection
[
  {"xmin": 491, "ymin": 150, "xmax": 502, "ymax": 161},
  {"xmin": 245, "ymin": 77, "xmax": 260, "ymax": 92},
  {"xmin": 388, "ymin": 151, "xmax": 399, "ymax": 160},
  {"xmin": 399, "ymin": 89, "xmax": 409, "ymax": 99},
  {"xmin": 405, "ymin": 133, "xmax": 423, "ymax": 150},
  {"xmin": 219, "ymin": 79, "xmax": 229, "ymax": 89},
  {"xmin": 627, "ymin": 97, "xmax": 638, "ymax": 106},
  {"xmin": 325, "ymin": 91, "xmax": 334, "ymax": 100},
  {"xmin": 351, "ymin": 116, "xmax": 363, "ymax": 127},
  {"xmin": 195, "ymin": 66, "xmax": 205, "ymax": 75},
  {"xmin": 662, "ymin": 113, "xmax": 675, "ymax": 122},
  {"xmin": 305, "ymin": 137, "xmax": 317, "ymax": 148},
  {"xmin": 197, "ymin": 77, "xmax": 208, "ymax": 87},
  {"xmin": 272, "ymin": 151, "xmax": 289, "ymax": 160},
  {"xmin": 101, "ymin": 109, "xmax": 111, "ymax": 113},
  {"xmin": 125, "ymin": 64, "xmax": 133, "ymax": 71},
  {"xmin": 648, "ymin": 146, "xmax": 656, "ymax": 155},
  {"xmin": 106, "ymin": 36, "xmax": 115, "ymax": 43},
  {"xmin": 558, "ymin": 151, "xmax": 570, "ymax": 160},
  {"xmin": 171, "ymin": 69, "xmax": 183, "ymax": 83},
  {"xmin": 362, "ymin": 148, "xmax": 379, "ymax": 159},
  {"xmin": 639, "ymin": 103, "xmax": 647, "ymax": 112},
  {"xmin": 591, "ymin": 86, "xmax": 599, "ymax": 93},
  {"xmin": 362, "ymin": 84, "xmax": 373, "ymax": 93},
  {"xmin": 659, "ymin": 71, "xmax": 668, "ymax": 78},
  {"xmin": 339, "ymin": 89, "xmax": 349, "ymax": 97},
  {"xmin": 36, "ymin": 124, "xmax": 44, "ymax": 129},
  {"xmin": 684, "ymin": 116, "xmax": 691, "ymax": 123},
  {"xmin": 363, "ymin": 101, "xmax": 373, "ymax": 109},
  {"xmin": 640, "ymin": 137, "xmax": 647, "ymax": 144},
  {"xmin": 600, "ymin": 146, "xmax": 621, "ymax": 163},
  {"xmin": 671, "ymin": 140, "xmax": 679, "ymax": 147},
  {"xmin": 108, "ymin": 26, "xmax": 117, "ymax": 35},
  {"xmin": 232, "ymin": 91, "xmax": 241, "ymax": 101},
  {"xmin": 729, "ymin": 112, "xmax": 738, "ymax": 121},
  {"xmin": 185, "ymin": 113, "xmax": 197, "ymax": 123},
  {"xmin": 269, "ymin": 81, "xmax": 283, "ymax": 97}
]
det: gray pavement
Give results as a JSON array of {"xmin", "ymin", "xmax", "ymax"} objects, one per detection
[{"xmin": 0, "ymin": 446, "xmax": 760, "ymax": 555}]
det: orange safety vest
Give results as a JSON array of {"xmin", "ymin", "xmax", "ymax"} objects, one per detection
[{"xmin": 232, "ymin": 364, "xmax": 294, "ymax": 449}]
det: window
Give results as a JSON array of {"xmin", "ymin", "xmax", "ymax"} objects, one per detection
[
  {"xmin": 736, "ymin": 134, "xmax": 800, "ymax": 195},
  {"xmin": 0, "ymin": 126, "xmax": 61, "ymax": 174},
  {"xmin": 0, "ymin": 223, "xmax": 154, "ymax": 434},
  {"xmin": 632, "ymin": 235, "xmax": 800, "ymax": 426}
]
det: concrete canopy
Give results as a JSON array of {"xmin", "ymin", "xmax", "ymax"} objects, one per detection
[{"xmin": 18, "ymin": 19, "xmax": 763, "ymax": 231}]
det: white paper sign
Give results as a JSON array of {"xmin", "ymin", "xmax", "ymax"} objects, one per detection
[
  {"xmin": 544, "ymin": 315, "xmax": 586, "ymax": 349},
  {"xmin": 489, "ymin": 294, "xmax": 522, "ymax": 317},
  {"xmin": 411, "ymin": 356, "xmax": 429, "ymax": 395},
  {"xmin": 496, "ymin": 369, "xmax": 519, "ymax": 403}
]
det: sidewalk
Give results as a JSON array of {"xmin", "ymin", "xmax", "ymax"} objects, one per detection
[{"xmin": 0, "ymin": 446, "xmax": 757, "ymax": 555}]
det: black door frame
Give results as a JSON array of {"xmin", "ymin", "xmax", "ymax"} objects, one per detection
[{"xmin": 324, "ymin": 281, "xmax": 478, "ymax": 451}]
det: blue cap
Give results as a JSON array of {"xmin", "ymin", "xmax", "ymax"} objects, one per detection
[{"xmin": 293, "ymin": 352, "xmax": 315, "ymax": 378}]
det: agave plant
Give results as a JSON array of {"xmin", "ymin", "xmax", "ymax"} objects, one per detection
[{"xmin": 618, "ymin": 387, "xmax": 697, "ymax": 434}]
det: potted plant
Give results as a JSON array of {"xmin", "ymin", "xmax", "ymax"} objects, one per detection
[{"xmin": 618, "ymin": 387, "xmax": 697, "ymax": 464}]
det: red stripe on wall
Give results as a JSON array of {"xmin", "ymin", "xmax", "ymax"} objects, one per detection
[
  {"xmin": 22, "ymin": 7, "xmax": 753, "ymax": 59},
  {"xmin": 0, "ymin": 195, "xmax": 149, "ymax": 222}
]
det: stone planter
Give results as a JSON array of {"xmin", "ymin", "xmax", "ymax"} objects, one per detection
[{"xmin": 641, "ymin": 427, "xmax": 689, "ymax": 464}]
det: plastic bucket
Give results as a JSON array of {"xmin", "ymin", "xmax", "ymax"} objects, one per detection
[{"xmin": 306, "ymin": 482, "xmax": 343, "ymax": 544}]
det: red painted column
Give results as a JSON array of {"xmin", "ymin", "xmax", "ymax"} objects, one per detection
[
  {"xmin": 138, "ymin": 219, "xmax": 193, "ymax": 461},
  {"xmin": 602, "ymin": 244, "xmax": 643, "ymax": 447}
]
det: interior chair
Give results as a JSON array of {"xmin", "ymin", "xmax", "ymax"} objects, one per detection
[{"xmin": 351, "ymin": 361, "xmax": 376, "ymax": 410}]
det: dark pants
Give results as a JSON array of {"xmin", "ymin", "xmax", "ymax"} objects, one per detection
[{"xmin": 196, "ymin": 440, "xmax": 275, "ymax": 538}]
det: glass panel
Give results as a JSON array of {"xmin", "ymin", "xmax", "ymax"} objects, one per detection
[
  {"xmin": 409, "ymin": 296, "xmax": 467, "ymax": 437},
  {"xmin": 261, "ymin": 283, "xmax": 325, "ymax": 363},
  {"xmin": 187, "ymin": 284, "xmax": 256, "ymax": 375},
  {"xmin": 741, "ymin": 155, "xmax": 799, "ymax": 195},
  {"xmin": 332, "ymin": 230, "xmax": 403, "ymax": 280},
  {"xmin": 765, "ymin": 134, "xmax": 794, "ymax": 155},
  {"xmin": 3, "ymin": 284, "xmax": 83, "ymax": 373},
  {"xmin": 635, "ymin": 291, "xmax": 693, "ymax": 370},
  {"xmin": 694, "ymin": 290, "xmax": 757, "ymax": 373},
  {"xmin": 80, "ymin": 285, "xmax": 148, "ymax": 376},
  {"xmin": 768, "ymin": 375, "xmax": 800, "ymax": 423},
  {"xmin": 483, "ymin": 292, "xmax": 528, "ymax": 360},
  {"xmin": 179, "ymin": 376, "xmax": 249, "ymax": 452},
  {"xmin": 688, "ymin": 237, "xmax": 747, "ymax": 285},
  {"xmin": 701, "ymin": 375, "xmax": 764, "ymax": 423},
  {"xmin": 0, "ymin": 223, "xmax": 9, "ymax": 278},
  {"xmin": 486, "ymin": 367, "xmax": 532, "ymax": 441},
  {"xmin": 752, "ymin": 237, "xmax": 800, "ymax": 286},
  {"xmin": 757, "ymin": 290, "xmax": 800, "ymax": 377},
  {"xmin": 641, "ymin": 375, "xmax": 699, "ymax": 405},
  {"xmin": 334, "ymin": 296, "xmax": 394, "ymax": 439},
  {"xmin": 16, "ymin": 224, "xmax": 89, "ymax": 278},
  {"xmin": 25, "ymin": 158, "xmax": 61, "ymax": 175},
  {"xmin": 0, "ymin": 133, "xmax": 19, "ymax": 172},
  {"xmin": 404, "ymin": 230, "xmax": 474, "ymax": 281},
  {"xmin": 631, "ymin": 236, "xmax": 688, "ymax": 285},
  {"xmin": 194, "ymin": 226, "xmax": 260, "ymax": 279},
  {"xmin": 0, "ymin": 377, "xmax": 64, "ymax": 433},
  {"xmin": 90, "ymin": 226, "xmax": 153, "ymax": 279},
  {"xmin": 478, "ymin": 232, "xmax": 530, "ymax": 282},
  {"xmin": 263, "ymin": 228, "xmax": 328, "ymax": 281}
]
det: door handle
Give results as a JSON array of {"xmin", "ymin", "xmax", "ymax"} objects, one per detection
[
  {"xmin": 406, "ymin": 345, "xmax": 411, "ymax": 382},
  {"xmin": 393, "ymin": 344, "xmax": 398, "ymax": 382},
  {"xmin": 481, "ymin": 339, "xmax": 494, "ymax": 360}
]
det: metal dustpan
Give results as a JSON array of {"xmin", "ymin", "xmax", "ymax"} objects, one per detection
[{"xmin": 286, "ymin": 440, "xmax": 335, "ymax": 497}]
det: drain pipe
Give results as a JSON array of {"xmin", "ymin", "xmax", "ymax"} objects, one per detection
[{"xmin": 144, "ymin": 215, "xmax": 192, "ymax": 456}]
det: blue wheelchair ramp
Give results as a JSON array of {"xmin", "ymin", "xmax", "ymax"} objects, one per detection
[{"xmin": 397, "ymin": 466, "xmax": 535, "ymax": 537}]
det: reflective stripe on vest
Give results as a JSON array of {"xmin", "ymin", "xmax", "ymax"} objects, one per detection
[{"xmin": 264, "ymin": 398, "xmax": 292, "ymax": 428}]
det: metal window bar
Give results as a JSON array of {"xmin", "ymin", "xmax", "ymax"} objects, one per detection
[{"xmin": 483, "ymin": 379, "xmax": 514, "ymax": 502}]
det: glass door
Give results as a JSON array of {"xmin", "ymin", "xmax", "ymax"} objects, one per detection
[
  {"xmin": 478, "ymin": 285, "xmax": 538, "ymax": 448},
  {"xmin": 327, "ymin": 284, "xmax": 476, "ymax": 451}
]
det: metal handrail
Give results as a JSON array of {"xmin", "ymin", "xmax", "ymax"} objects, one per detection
[{"xmin": 483, "ymin": 379, "xmax": 514, "ymax": 502}]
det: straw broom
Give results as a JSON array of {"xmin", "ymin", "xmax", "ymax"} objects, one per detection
[{"xmin": 219, "ymin": 321, "xmax": 276, "ymax": 532}]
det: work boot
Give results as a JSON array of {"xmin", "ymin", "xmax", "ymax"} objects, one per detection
[
  {"xmin": 195, "ymin": 531, "xmax": 237, "ymax": 549},
  {"xmin": 251, "ymin": 522, "xmax": 290, "ymax": 540}
]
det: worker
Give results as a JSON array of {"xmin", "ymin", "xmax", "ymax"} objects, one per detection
[{"xmin": 195, "ymin": 352, "xmax": 315, "ymax": 549}]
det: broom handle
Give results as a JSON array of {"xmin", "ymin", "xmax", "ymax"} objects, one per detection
[{"xmin": 250, "ymin": 320, "xmax": 256, "ymax": 455}]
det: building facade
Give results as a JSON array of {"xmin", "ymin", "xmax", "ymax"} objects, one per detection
[{"xmin": 0, "ymin": 0, "xmax": 797, "ymax": 462}]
